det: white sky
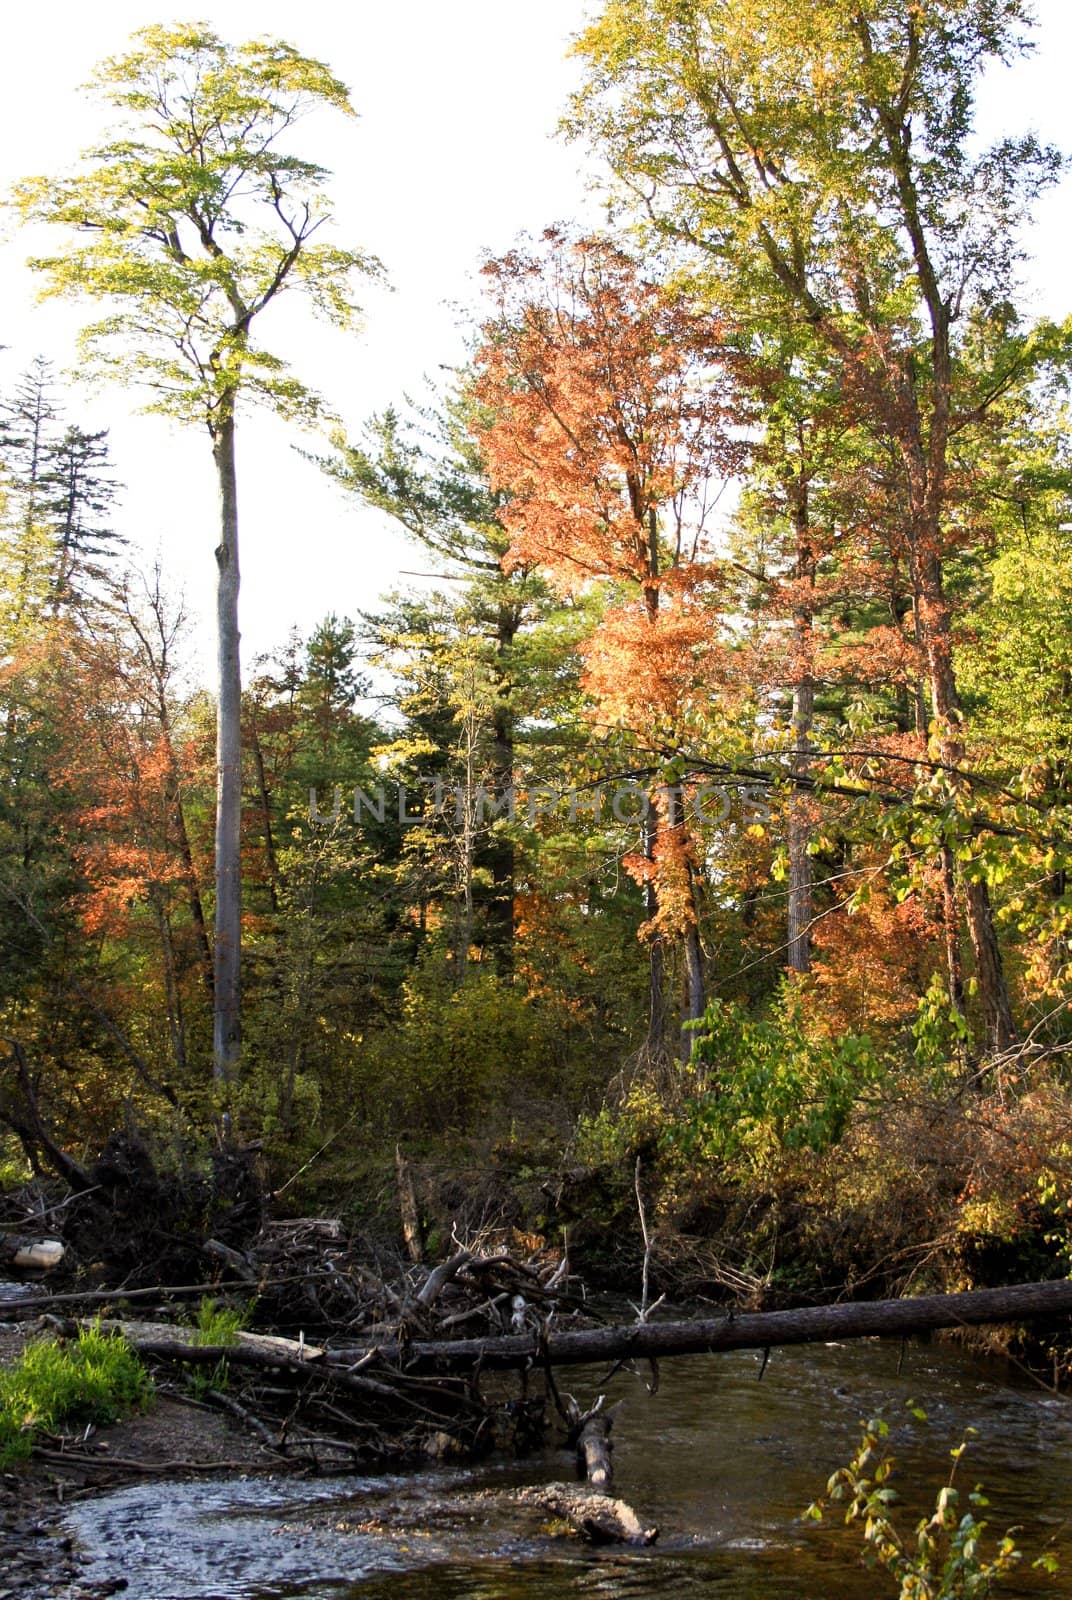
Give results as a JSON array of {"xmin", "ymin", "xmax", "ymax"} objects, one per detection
[{"xmin": 0, "ymin": 0, "xmax": 1069, "ymax": 681}]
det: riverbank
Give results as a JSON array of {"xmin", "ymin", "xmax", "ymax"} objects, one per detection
[
  {"xmin": 0, "ymin": 1405, "xmax": 264, "ymax": 1599},
  {"xmin": 0, "ymin": 1318, "xmax": 276, "ymax": 1600}
]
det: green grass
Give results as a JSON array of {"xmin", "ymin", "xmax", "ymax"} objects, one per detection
[
  {"xmin": 190, "ymin": 1296, "xmax": 246, "ymax": 1347},
  {"xmin": 183, "ymin": 1296, "xmax": 248, "ymax": 1398},
  {"xmin": 0, "ymin": 1324, "xmax": 152, "ymax": 1466}
]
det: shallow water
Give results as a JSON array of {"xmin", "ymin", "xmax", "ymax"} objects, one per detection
[
  {"xmin": 0, "ymin": 1280, "xmax": 34, "ymax": 1302},
  {"xmin": 62, "ymin": 1336, "xmax": 1072, "ymax": 1599}
]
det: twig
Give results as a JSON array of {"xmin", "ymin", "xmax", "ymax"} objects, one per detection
[
  {"xmin": 439, "ymin": 1292, "xmax": 513, "ymax": 1330},
  {"xmin": 33, "ymin": 1448, "xmax": 255, "ymax": 1473},
  {"xmin": 206, "ymin": 1388, "xmax": 279, "ymax": 1449}
]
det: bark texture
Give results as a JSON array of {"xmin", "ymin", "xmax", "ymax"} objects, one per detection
[
  {"xmin": 330, "ymin": 1278, "xmax": 1072, "ymax": 1373},
  {"xmin": 213, "ymin": 410, "xmax": 242, "ymax": 1084}
]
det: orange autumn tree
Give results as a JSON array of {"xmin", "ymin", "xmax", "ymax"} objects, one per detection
[
  {"xmin": 474, "ymin": 231, "xmax": 740, "ymax": 1057},
  {"xmin": 56, "ymin": 579, "xmax": 214, "ymax": 1083}
]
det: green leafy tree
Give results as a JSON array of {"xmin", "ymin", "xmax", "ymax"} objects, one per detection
[
  {"xmin": 325, "ymin": 385, "xmax": 551, "ymax": 979},
  {"xmin": 0, "ymin": 359, "xmax": 122, "ymax": 623},
  {"xmin": 13, "ymin": 24, "xmax": 382, "ymax": 1086},
  {"xmin": 570, "ymin": 0, "xmax": 1068, "ymax": 1055}
]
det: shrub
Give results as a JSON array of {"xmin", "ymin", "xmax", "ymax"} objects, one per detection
[
  {"xmin": 805, "ymin": 1407, "xmax": 1053, "ymax": 1598},
  {"xmin": 671, "ymin": 984, "xmax": 880, "ymax": 1170},
  {"xmin": 190, "ymin": 1296, "xmax": 246, "ymax": 1347},
  {"xmin": 359, "ymin": 956, "xmax": 560, "ymax": 1132},
  {"xmin": 182, "ymin": 1296, "xmax": 248, "ymax": 1399},
  {"xmin": 0, "ymin": 1324, "xmax": 152, "ymax": 1466}
]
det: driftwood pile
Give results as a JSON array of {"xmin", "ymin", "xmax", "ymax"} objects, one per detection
[
  {"xmin": 0, "ymin": 1134, "xmax": 582, "ymax": 1460},
  {"xmin": 114, "ymin": 1240, "xmax": 585, "ymax": 1466},
  {"xmin": 2, "ymin": 1167, "xmax": 659, "ymax": 1539}
]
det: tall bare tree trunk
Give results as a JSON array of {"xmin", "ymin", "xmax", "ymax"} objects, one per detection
[
  {"xmin": 787, "ymin": 478, "xmax": 815, "ymax": 975},
  {"xmin": 213, "ymin": 408, "xmax": 242, "ymax": 1085}
]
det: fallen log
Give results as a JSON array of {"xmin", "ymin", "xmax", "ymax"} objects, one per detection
[
  {"xmin": 98, "ymin": 1320, "xmax": 325, "ymax": 1363},
  {"xmin": 97, "ymin": 1320, "xmax": 488, "ymax": 1423},
  {"xmin": 514, "ymin": 1484, "xmax": 657, "ymax": 1545},
  {"xmin": 329, "ymin": 1277, "xmax": 1072, "ymax": 1374}
]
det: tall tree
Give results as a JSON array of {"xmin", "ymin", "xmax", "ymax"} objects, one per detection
[
  {"xmin": 569, "ymin": 0, "xmax": 1065, "ymax": 1054},
  {"xmin": 1, "ymin": 360, "xmax": 123, "ymax": 614},
  {"xmin": 0, "ymin": 359, "xmax": 58, "ymax": 518},
  {"xmin": 323, "ymin": 389, "xmax": 542, "ymax": 976},
  {"xmin": 14, "ymin": 25, "xmax": 381, "ymax": 1085},
  {"xmin": 42, "ymin": 425, "xmax": 122, "ymax": 609},
  {"xmin": 1, "ymin": 361, "xmax": 63, "ymax": 634},
  {"xmin": 474, "ymin": 231, "xmax": 739, "ymax": 1055}
]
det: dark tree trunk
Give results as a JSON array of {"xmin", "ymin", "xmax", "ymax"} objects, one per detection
[
  {"xmin": 912, "ymin": 550, "xmax": 1015, "ymax": 1056},
  {"xmin": 939, "ymin": 843, "xmax": 969, "ymax": 1050},
  {"xmin": 681, "ymin": 923, "xmax": 705, "ymax": 1061},
  {"xmin": 644, "ymin": 807, "xmax": 667, "ymax": 1057},
  {"xmin": 148, "ymin": 887, "xmax": 187, "ymax": 1075},
  {"xmin": 329, "ymin": 1278, "xmax": 1072, "ymax": 1373},
  {"xmin": 484, "ymin": 602, "xmax": 518, "ymax": 974},
  {"xmin": 249, "ymin": 722, "xmax": 281, "ymax": 916},
  {"xmin": 663, "ymin": 785, "xmax": 705, "ymax": 1059},
  {"xmin": 964, "ymin": 874, "xmax": 1016, "ymax": 1056},
  {"xmin": 152, "ymin": 688, "xmax": 213, "ymax": 996}
]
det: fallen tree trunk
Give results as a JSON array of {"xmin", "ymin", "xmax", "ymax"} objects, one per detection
[
  {"xmin": 100, "ymin": 1320, "xmax": 491, "ymax": 1423},
  {"xmin": 513, "ymin": 1484, "xmax": 657, "ymax": 1545},
  {"xmin": 330, "ymin": 1277, "xmax": 1072, "ymax": 1374},
  {"xmin": 86, "ymin": 1315, "xmax": 508, "ymax": 1472},
  {"xmin": 98, "ymin": 1324, "xmax": 414, "ymax": 1402},
  {"xmin": 100, "ymin": 1321, "xmax": 325, "ymax": 1363}
]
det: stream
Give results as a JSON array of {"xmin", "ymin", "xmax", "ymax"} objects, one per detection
[{"xmin": 60, "ymin": 1335, "xmax": 1072, "ymax": 1599}]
